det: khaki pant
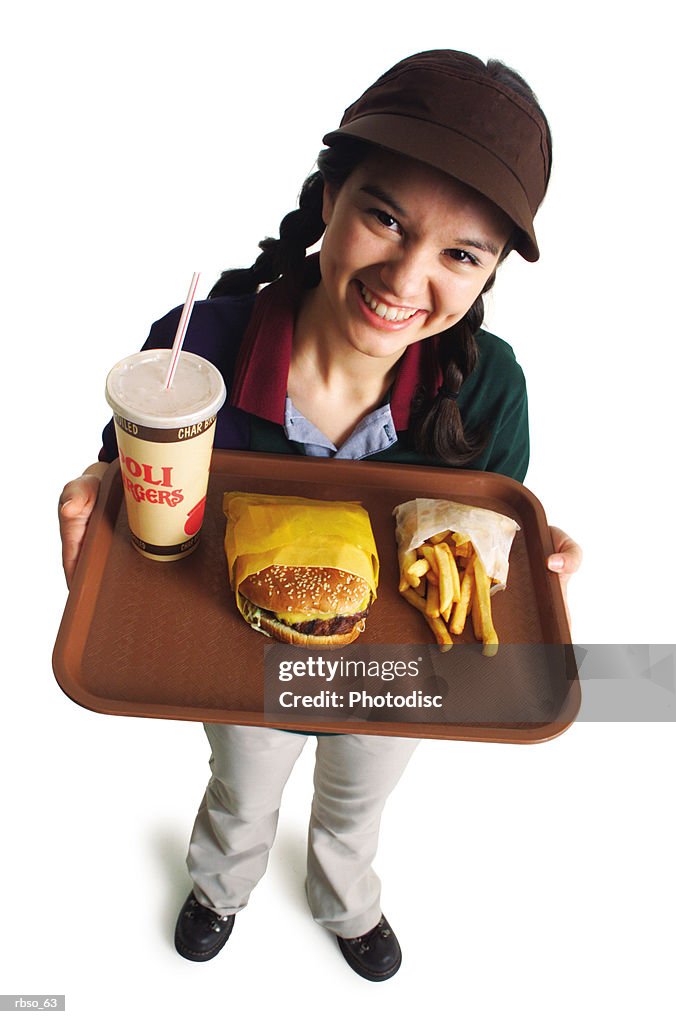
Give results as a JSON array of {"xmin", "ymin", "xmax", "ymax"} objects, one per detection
[{"xmin": 187, "ymin": 724, "xmax": 419, "ymax": 938}]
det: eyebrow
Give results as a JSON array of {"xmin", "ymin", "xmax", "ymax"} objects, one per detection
[
  {"xmin": 453, "ymin": 236, "xmax": 501, "ymax": 258},
  {"xmin": 359, "ymin": 184, "xmax": 408, "ymax": 219},
  {"xmin": 359, "ymin": 184, "xmax": 501, "ymax": 258}
]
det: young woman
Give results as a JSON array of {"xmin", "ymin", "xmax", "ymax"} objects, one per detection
[{"xmin": 58, "ymin": 50, "xmax": 582, "ymax": 982}]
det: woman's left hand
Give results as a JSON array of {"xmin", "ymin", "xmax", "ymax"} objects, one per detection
[{"xmin": 547, "ymin": 525, "xmax": 583, "ymax": 631}]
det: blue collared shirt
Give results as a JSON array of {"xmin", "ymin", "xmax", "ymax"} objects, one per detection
[{"xmin": 284, "ymin": 396, "xmax": 398, "ymax": 460}]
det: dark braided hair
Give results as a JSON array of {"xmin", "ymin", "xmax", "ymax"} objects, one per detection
[
  {"xmin": 208, "ymin": 59, "xmax": 551, "ymax": 466},
  {"xmin": 208, "ymin": 137, "xmax": 369, "ymax": 298},
  {"xmin": 407, "ymin": 239, "xmax": 515, "ymax": 465}
]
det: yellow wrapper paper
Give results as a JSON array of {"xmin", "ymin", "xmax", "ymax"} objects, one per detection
[
  {"xmin": 223, "ymin": 492, "xmax": 379, "ymax": 617},
  {"xmin": 392, "ymin": 498, "xmax": 519, "ymax": 593}
]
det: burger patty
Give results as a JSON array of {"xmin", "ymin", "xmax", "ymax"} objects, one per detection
[{"xmin": 292, "ymin": 608, "xmax": 369, "ymax": 636}]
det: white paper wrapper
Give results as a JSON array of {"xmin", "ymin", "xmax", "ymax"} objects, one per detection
[{"xmin": 392, "ymin": 498, "xmax": 520, "ymax": 592}]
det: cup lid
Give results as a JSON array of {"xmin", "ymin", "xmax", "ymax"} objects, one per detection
[{"xmin": 105, "ymin": 349, "xmax": 226, "ymax": 429}]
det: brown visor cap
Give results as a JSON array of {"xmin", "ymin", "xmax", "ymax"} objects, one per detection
[{"xmin": 323, "ymin": 50, "xmax": 551, "ymax": 262}]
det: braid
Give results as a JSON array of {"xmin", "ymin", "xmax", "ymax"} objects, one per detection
[
  {"xmin": 207, "ymin": 172, "xmax": 326, "ymax": 298},
  {"xmin": 410, "ymin": 293, "xmax": 488, "ymax": 465},
  {"xmin": 208, "ymin": 137, "xmax": 371, "ymax": 299},
  {"xmin": 410, "ymin": 233, "xmax": 516, "ymax": 465}
]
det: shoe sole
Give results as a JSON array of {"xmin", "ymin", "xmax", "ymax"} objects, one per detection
[{"xmin": 174, "ymin": 938, "xmax": 228, "ymax": 962}]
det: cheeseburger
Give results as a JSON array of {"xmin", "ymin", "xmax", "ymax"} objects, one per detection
[{"xmin": 238, "ymin": 564, "xmax": 372, "ymax": 647}]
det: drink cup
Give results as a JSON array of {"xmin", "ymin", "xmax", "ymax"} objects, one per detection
[{"xmin": 105, "ymin": 349, "xmax": 226, "ymax": 561}]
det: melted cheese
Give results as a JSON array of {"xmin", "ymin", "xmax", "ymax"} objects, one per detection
[{"xmin": 275, "ymin": 595, "xmax": 370, "ymax": 625}]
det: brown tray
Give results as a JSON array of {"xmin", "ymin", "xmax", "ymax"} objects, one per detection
[{"xmin": 53, "ymin": 451, "xmax": 580, "ymax": 742}]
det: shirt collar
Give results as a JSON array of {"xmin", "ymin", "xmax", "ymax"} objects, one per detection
[{"xmin": 229, "ymin": 254, "xmax": 443, "ymax": 430}]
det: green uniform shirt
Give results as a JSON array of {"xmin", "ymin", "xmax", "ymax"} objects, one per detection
[{"xmin": 247, "ymin": 328, "xmax": 529, "ymax": 484}]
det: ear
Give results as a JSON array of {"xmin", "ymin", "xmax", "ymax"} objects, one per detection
[{"xmin": 322, "ymin": 180, "xmax": 338, "ymax": 226}]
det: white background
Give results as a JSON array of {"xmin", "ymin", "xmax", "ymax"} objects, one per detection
[{"xmin": 2, "ymin": 1, "xmax": 673, "ymax": 1021}]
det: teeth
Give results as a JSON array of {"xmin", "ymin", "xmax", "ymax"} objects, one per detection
[{"xmin": 360, "ymin": 285, "xmax": 418, "ymax": 322}]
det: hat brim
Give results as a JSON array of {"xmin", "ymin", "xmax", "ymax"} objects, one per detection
[{"xmin": 323, "ymin": 114, "xmax": 540, "ymax": 262}]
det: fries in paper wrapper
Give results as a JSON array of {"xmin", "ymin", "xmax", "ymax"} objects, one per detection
[
  {"xmin": 223, "ymin": 492, "xmax": 379, "ymax": 646},
  {"xmin": 392, "ymin": 498, "xmax": 519, "ymax": 655}
]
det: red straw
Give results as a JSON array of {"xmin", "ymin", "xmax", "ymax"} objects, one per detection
[{"xmin": 164, "ymin": 271, "xmax": 201, "ymax": 389}]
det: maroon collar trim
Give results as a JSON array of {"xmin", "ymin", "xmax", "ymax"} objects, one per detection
[
  {"xmin": 229, "ymin": 257, "xmax": 443, "ymax": 431},
  {"xmin": 229, "ymin": 273, "xmax": 297, "ymax": 424}
]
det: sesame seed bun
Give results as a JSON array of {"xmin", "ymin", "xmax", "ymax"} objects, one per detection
[
  {"xmin": 238, "ymin": 565, "xmax": 372, "ymax": 647},
  {"xmin": 239, "ymin": 565, "xmax": 371, "ymax": 616}
]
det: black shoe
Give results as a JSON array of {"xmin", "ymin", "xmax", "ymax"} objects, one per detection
[
  {"xmin": 174, "ymin": 891, "xmax": 235, "ymax": 962},
  {"xmin": 336, "ymin": 915, "xmax": 402, "ymax": 982}
]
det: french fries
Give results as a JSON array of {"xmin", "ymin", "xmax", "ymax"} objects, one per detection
[
  {"xmin": 406, "ymin": 557, "xmax": 430, "ymax": 587},
  {"xmin": 426, "ymin": 613, "xmax": 454, "ymax": 652},
  {"xmin": 398, "ymin": 548, "xmax": 418, "ymax": 593},
  {"xmin": 397, "ymin": 530, "xmax": 500, "ymax": 655},
  {"xmin": 471, "ymin": 551, "xmax": 499, "ymax": 656},
  {"xmin": 450, "ymin": 559, "xmax": 473, "ymax": 635},
  {"xmin": 434, "ymin": 542, "xmax": 454, "ymax": 619}
]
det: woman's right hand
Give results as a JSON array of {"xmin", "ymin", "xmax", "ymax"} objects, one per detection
[{"xmin": 58, "ymin": 462, "xmax": 109, "ymax": 588}]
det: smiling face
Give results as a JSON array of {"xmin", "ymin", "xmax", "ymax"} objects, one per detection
[{"xmin": 312, "ymin": 149, "xmax": 513, "ymax": 364}]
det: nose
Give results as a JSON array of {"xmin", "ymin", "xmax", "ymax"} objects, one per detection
[{"xmin": 377, "ymin": 244, "xmax": 430, "ymax": 305}]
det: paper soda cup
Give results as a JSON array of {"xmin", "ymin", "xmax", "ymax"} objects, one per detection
[{"xmin": 105, "ymin": 349, "xmax": 226, "ymax": 561}]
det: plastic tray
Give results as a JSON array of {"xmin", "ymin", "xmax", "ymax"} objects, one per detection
[{"xmin": 53, "ymin": 451, "xmax": 580, "ymax": 742}]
